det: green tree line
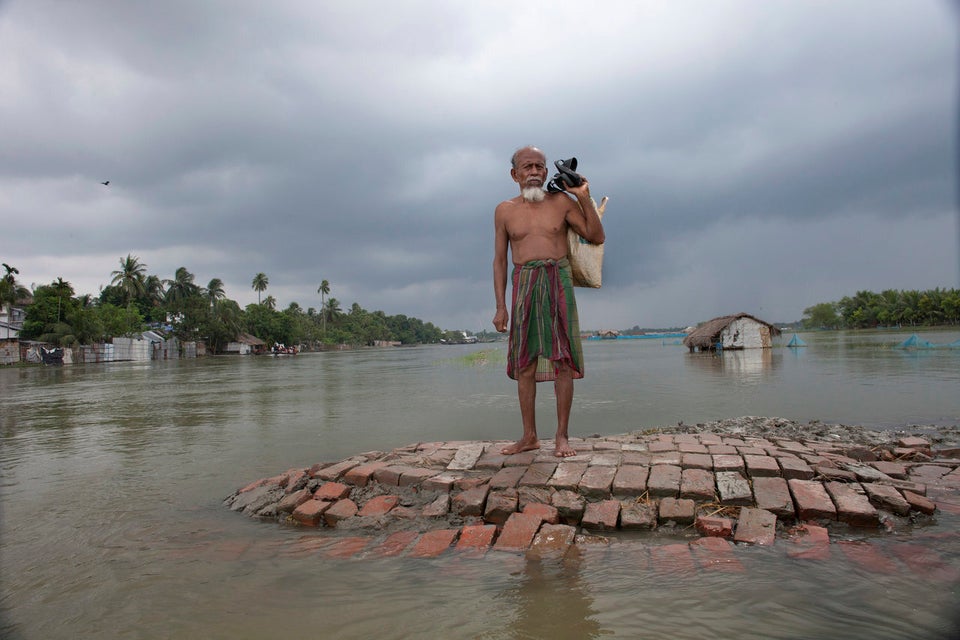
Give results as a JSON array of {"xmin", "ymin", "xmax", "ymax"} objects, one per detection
[
  {"xmin": 802, "ymin": 288, "xmax": 960, "ymax": 329},
  {"xmin": 4, "ymin": 256, "xmax": 449, "ymax": 351}
]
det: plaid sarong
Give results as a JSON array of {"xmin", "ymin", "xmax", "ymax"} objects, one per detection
[{"xmin": 507, "ymin": 258, "xmax": 584, "ymax": 382}]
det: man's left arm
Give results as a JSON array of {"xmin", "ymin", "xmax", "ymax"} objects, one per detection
[{"xmin": 564, "ymin": 180, "xmax": 605, "ymax": 245}]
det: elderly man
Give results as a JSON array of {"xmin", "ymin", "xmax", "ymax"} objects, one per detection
[{"xmin": 492, "ymin": 146, "xmax": 605, "ymax": 457}]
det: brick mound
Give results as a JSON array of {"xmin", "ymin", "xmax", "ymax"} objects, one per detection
[{"xmin": 224, "ymin": 422, "xmax": 960, "ymax": 558}]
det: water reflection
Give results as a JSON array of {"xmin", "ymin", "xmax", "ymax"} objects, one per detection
[
  {"xmin": 500, "ymin": 551, "xmax": 604, "ymax": 639},
  {"xmin": 683, "ymin": 349, "xmax": 780, "ymax": 384}
]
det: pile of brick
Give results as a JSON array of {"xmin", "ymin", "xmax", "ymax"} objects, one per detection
[{"xmin": 224, "ymin": 429, "xmax": 960, "ymax": 555}]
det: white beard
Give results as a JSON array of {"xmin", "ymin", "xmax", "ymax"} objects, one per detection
[{"xmin": 521, "ymin": 186, "xmax": 546, "ymax": 202}]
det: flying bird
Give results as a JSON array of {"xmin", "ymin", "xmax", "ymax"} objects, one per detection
[{"xmin": 101, "ymin": 181, "xmax": 110, "ymax": 186}]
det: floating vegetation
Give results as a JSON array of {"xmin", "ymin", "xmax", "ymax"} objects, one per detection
[{"xmin": 443, "ymin": 348, "xmax": 504, "ymax": 367}]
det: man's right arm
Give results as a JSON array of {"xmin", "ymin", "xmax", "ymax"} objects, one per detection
[{"xmin": 492, "ymin": 204, "xmax": 510, "ymax": 333}]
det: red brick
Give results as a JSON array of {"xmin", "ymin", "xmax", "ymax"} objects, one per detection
[
  {"xmin": 408, "ymin": 529, "xmax": 459, "ymax": 558},
  {"xmin": 493, "ymin": 512, "xmax": 542, "ymax": 552},
  {"xmin": 489, "ymin": 465, "xmax": 526, "ymax": 489},
  {"xmin": 837, "ymin": 541, "xmax": 898, "ymax": 573},
  {"xmin": 484, "ymin": 489, "xmax": 518, "ymax": 525},
  {"xmin": 456, "ymin": 524, "xmax": 497, "ymax": 554},
  {"xmin": 548, "ymin": 462, "xmax": 589, "ymax": 490},
  {"xmin": 552, "ymin": 489, "xmax": 586, "ymax": 525},
  {"xmin": 291, "ymin": 499, "xmax": 331, "ymax": 526},
  {"xmin": 902, "ymin": 490, "xmax": 937, "ymax": 515},
  {"xmin": 522, "ymin": 502, "xmax": 560, "ymax": 525},
  {"xmin": 648, "ymin": 441, "xmax": 677, "ymax": 453},
  {"xmin": 909, "ymin": 465, "xmax": 950, "ymax": 484},
  {"xmin": 323, "ymin": 498, "xmax": 358, "ymax": 526},
  {"xmin": 696, "ymin": 515, "xmax": 733, "ymax": 537},
  {"xmin": 578, "ymin": 466, "xmax": 617, "ymax": 497},
  {"xmin": 717, "ymin": 471, "xmax": 752, "ymax": 506},
  {"xmin": 519, "ymin": 462, "xmax": 558, "ymax": 488},
  {"xmin": 786, "ymin": 523, "xmax": 830, "ymax": 560},
  {"xmin": 372, "ymin": 530, "xmax": 418, "ymax": 557},
  {"xmin": 678, "ymin": 442, "xmax": 709, "ymax": 454},
  {"xmin": 712, "ymin": 454, "xmax": 745, "ymax": 473},
  {"xmin": 690, "ymin": 536, "xmax": 745, "ymax": 572},
  {"xmin": 342, "ymin": 461, "xmax": 389, "ymax": 487},
  {"xmin": 650, "ymin": 452, "xmax": 682, "ymax": 466},
  {"xmin": 897, "ymin": 436, "xmax": 930, "ymax": 449},
  {"xmin": 373, "ymin": 465, "xmax": 409, "ymax": 486},
  {"xmin": 619, "ymin": 500, "xmax": 657, "ymax": 530},
  {"xmin": 323, "ymin": 536, "xmax": 370, "ymax": 558},
  {"xmin": 681, "ymin": 453, "xmax": 713, "ymax": 470},
  {"xmin": 778, "ymin": 457, "xmax": 814, "ymax": 480},
  {"xmin": 284, "ymin": 469, "xmax": 307, "ymax": 493},
  {"xmin": 422, "ymin": 494, "xmax": 451, "ymax": 518},
  {"xmin": 312, "ymin": 459, "xmax": 359, "ymax": 481},
  {"xmin": 612, "ymin": 465, "xmax": 649, "ymax": 496},
  {"xmin": 788, "ymin": 479, "xmax": 837, "ymax": 522},
  {"xmin": 744, "ymin": 455, "xmax": 780, "ymax": 478},
  {"xmin": 825, "ymin": 482, "xmax": 879, "ymax": 527},
  {"xmin": 866, "ymin": 461, "xmax": 908, "ymax": 480},
  {"xmin": 752, "ymin": 476, "xmax": 795, "ymax": 518},
  {"xmin": 658, "ymin": 497, "xmax": 695, "ymax": 525},
  {"xmin": 862, "ymin": 482, "xmax": 910, "ymax": 516},
  {"xmin": 529, "ymin": 524, "xmax": 578, "ymax": 557},
  {"xmin": 277, "ymin": 488, "xmax": 313, "ymax": 513},
  {"xmin": 421, "ymin": 472, "xmax": 461, "ymax": 492},
  {"xmin": 452, "ymin": 485, "xmax": 489, "ymax": 517},
  {"xmin": 518, "ymin": 487, "xmax": 551, "ymax": 511},
  {"xmin": 582, "ymin": 499, "xmax": 621, "ymax": 530},
  {"xmin": 647, "ymin": 465, "xmax": 681, "ymax": 498},
  {"xmin": 502, "ymin": 450, "xmax": 537, "ymax": 467},
  {"xmin": 398, "ymin": 467, "xmax": 438, "ymax": 487},
  {"xmin": 358, "ymin": 494, "xmax": 399, "ymax": 517},
  {"xmin": 734, "ymin": 507, "xmax": 777, "ymax": 545},
  {"xmin": 708, "ymin": 445, "xmax": 738, "ymax": 456},
  {"xmin": 314, "ymin": 482, "xmax": 351, "ymax": 501},
  {"xmin": 651, "ymin": 543, "xmax": 695, "ymax": 574},
  {"xmin": 680, "ymin": 468, "xmax": 715, "ymax": 501}
]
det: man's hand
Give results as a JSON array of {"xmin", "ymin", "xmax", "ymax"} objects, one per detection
[{"xmin": 493, "ymin": 307, "xmax": 508, "ymax": 333}]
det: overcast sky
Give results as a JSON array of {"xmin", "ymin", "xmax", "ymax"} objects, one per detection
[{"xmin": 2, "ymin": 1, "xmax": 957, "ymax": 331}]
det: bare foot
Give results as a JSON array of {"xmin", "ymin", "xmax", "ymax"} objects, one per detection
[
  {"xmin": 554, "ymin": 436, "xmax": 576, "ymax": 458},
  {"xmin": 501, "ymin": 439, "xmax": 539, "ymax": 455}
]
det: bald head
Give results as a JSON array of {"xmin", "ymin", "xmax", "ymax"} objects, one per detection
[{"xmin": 511, "ymin": 146, "xmax": 545, "ymax": 169}]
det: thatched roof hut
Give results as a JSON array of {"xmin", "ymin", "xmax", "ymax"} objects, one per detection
[{"xmin": 683, "ymin": 313, "xmax": 781, "ymax": 352}]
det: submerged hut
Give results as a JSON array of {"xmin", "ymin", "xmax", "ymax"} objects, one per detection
[{"xmin": 683, "ymin": 313, "xmax": 781, "ymax": 352}]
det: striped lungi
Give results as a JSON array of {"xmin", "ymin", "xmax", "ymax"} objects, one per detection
[{"xmin": 507, "ymin": 257, "xmax": 584, "ymax": 382}]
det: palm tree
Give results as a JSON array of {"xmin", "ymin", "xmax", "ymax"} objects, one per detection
[
  {"xmin": 324, "ymin": 297, "xmax": 342, "ymax": 326},
  {"xmin": 110, "ymin": 254, "xmax": 147, "ymax": 304},
  {"xmin": 252, "ymin": 273, "xmax": 268, "ymax": 304},
  {"xmin": 206, "ymin": 278, "xmax": 225, "ymax": 310},
  {"xmin": 1, "ymin": 263, "xmax": 29, "ymax": 314},
  {"xmin": 164, "ymin": 267, "xmax": 200, "ymax": 308},
  {"xmin": 263, "ymin": 295, "xmax": 277, "ymax": 311},
  {"xmin": 317, "ymin": 279, "xmax": 330, "ymax": 336}
]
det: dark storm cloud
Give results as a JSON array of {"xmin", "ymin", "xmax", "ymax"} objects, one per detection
[{"xmin": 1, "ymin": 1, "xmax": 955, "ymax": 331}]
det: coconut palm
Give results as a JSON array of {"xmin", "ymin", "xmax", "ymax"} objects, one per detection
[
  {"xmin": 110, "ymin": 254, "xmax": 147, "ymax": 304},
  {"xmin": 164, "ymin": 267, "xmax": 200, "ymax": 308},
  {"xmin": 252, "ymin": 273, "xmax": 268, "ymax": 304},
  {"xmin": 317, "ymin": 279, "xmax": 330, "ymax": 335},
  {"xmin": 206, "ymin": 278, "xmax": 226, "ymax": 310},
  {"xmin": 263, "ymin": 295, "xmax": 277, "ymax": 311},
  {"xmin": 324, "ymin": 297, "xmax": 341, "ymax": 325}
]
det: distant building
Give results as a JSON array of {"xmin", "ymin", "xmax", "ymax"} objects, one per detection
[
  {"xmin": 683, "ymin": 313, "xmax": 781, "ymax": 352},
  {"xmin": 225, "ymin": 333, "xmax": 266, "ymax": 355}
]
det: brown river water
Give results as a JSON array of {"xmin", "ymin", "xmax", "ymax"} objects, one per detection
[{"xmin": 2, "ymin": 330, "xmax": 959, "ymax": 639}]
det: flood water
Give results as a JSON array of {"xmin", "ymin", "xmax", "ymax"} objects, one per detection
[{"xmin": 2, "ymin": 329, "xmax": 959, "ymax": 639}]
